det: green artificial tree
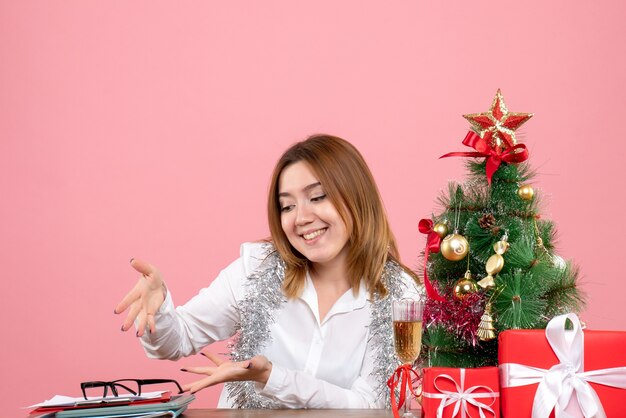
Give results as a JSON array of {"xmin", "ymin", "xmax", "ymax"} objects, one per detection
[{"xmin": 419, "ymin": 90, "xmax": 585, "ymax": 368}]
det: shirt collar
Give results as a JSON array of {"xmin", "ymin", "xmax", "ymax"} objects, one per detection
[{"xmin": 300, "ymin": 272, "xmax": 368, "ymax": 325}]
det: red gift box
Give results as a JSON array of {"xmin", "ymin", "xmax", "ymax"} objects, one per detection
[
  {"xmin": 499, "ymin": 313, "xmax": 626, "ymax": 418},
  {"xmin": 422, "ymin": 367, "xmax": 500, "ymax": 418}
]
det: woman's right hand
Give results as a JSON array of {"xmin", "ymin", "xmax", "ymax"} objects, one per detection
[{"xmin": 114, "ymin": 259, "xmax": 166, "ymax": 337}]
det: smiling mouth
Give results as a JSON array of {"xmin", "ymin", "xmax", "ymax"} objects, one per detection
[{"xmin": 301, "ymin": 228, "xmax": 327, "ymax": 241}]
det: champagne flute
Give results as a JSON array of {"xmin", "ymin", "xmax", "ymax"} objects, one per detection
[{"xmin": 392, "ymin": 299, "xmax": 424, "ymax": 418}]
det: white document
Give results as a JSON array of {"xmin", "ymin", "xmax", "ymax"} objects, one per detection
[{"xmin": 26, "ymin": 391, "xmax": 168, "ymax": 408}]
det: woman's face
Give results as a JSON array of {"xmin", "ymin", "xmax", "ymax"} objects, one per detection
[{"xmin": 278, "ymin": 161, "xmax": 351, "ymax": 269}]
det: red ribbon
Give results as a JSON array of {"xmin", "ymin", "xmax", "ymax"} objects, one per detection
[
  {"xmin": 440, "ymin": 131, "xmax": 529, "ymax": 184},
  {"xmin": 387, "ymin": 364, "xmax": 421, "ymax": 418},
  {"xmin": 418, "ymin": 219, "xmax": 446, "ymax": 302}
]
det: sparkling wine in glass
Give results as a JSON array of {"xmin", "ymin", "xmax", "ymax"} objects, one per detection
[{"xmin": 392, "ymin": 299, "xmax": 424, "ymax": 418}]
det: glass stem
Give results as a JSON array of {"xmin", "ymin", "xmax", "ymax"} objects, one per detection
[{"xmin": 403, "ymin": 368, "xmax": 411, "ymax": 417}]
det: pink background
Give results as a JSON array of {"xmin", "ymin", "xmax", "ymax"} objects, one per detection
[{"xmin": 2, "ymin": 1, "xmax": 625, "ymax": 415}]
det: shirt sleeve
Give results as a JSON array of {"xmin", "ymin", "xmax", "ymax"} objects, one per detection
[{"xmin": 138, "ymin": 244, "xmax": 262, "ymax": 360}]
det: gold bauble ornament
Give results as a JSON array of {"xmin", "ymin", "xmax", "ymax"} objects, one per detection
[
  {"xmin": 518, "ymin": 184, "xmax": 534, "ymax": 201},
  {"xmin": 433, "ymin": 222, "xmax": 449, "ymax": 238},
  {"xmin": 441, "ymin": 233, "xmax": 469, "ymax": 261},
  {"xmin": 454, "ymin": 271, "xmax": 478, "ymax": 299}
]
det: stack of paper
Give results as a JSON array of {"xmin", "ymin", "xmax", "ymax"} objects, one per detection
[{"xmin": 25, "ymin": 393, "xmax": 195, "ymax": 418}]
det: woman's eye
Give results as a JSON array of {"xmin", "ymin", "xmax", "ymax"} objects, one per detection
[
  {"xmin": 280, "ymin": 204, "xmax": 295, "ymax": 213},
  {"xmin": 311, "ymin": 194, "xmax": 327, "ymax": 202}
]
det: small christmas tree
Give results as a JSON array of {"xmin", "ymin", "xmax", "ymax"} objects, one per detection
[{"xmin": 419, "ymin": 90, "xmax": 585, "ymax": 368}]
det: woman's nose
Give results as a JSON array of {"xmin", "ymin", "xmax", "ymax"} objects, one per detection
[{"xmin": 295, "ymin": 203, "xmax": 313, "ymax": 225}]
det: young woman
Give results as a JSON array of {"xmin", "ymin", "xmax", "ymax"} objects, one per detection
[{"xmin": 114, "ymin": 134, "xmax": 421, "ymax": 408}]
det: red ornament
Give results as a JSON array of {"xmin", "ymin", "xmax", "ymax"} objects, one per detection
[{"xmin": 463, "ymin": 89, "xmax": 533, "ymax": 150}]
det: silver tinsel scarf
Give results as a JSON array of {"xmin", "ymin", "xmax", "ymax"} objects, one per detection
[
  {"xmin": 369, "ymin": 260, "xmax": 408, "ymax": 407},
  {"xmin": 226, "ymin": 243, "xmax": 407, "ymax": 408}
]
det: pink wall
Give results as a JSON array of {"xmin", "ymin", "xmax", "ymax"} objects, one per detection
[{"xmin": 2, "ymin": 1, "xmax": 625, "ymax": 415}]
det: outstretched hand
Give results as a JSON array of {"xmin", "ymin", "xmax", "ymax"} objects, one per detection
[
  {"xmin": 114, "ymin": 258, "xmax": 166, "ymax": 337},
  {"xmin": 181, "ymin": 351, "xmax": 272, "ymax": 394}
]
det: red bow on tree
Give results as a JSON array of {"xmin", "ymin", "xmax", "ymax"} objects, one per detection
[
  {"xmin": 418, "ymin": 219, "xmax": 445, "ymax": 302},
  {"xmin": 440, "ymin": 131, "xmax": 529, "ymax": 184}
]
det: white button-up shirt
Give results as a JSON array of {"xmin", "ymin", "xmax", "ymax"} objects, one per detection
[{"xmin": 140, "ymin": 242, "xmax": 420, "ymax": 408}]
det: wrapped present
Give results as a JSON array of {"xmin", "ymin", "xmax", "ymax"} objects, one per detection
[
  {"xmin": 499, "ymin": 313, "xmax": 626, "ymax": 418},
  {"xmin": 422, "ymin": 366, "xmax": 500, "ymax": 418}
]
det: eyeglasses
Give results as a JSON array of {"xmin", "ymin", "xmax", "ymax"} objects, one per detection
[{"xmin": 80, "ymin": 379, "xmax": 184, "ymax": 400}]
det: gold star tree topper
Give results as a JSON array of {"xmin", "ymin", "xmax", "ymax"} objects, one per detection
[{"xmin": 463, "ymin": 89, "xmax": 533, "ymax": 150}]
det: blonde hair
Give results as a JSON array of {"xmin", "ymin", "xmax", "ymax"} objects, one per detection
[{"xmin": 267, "ymin": 134, "xmax": 417, "ymax": 298}]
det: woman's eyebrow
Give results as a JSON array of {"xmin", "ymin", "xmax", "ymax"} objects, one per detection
[{"xmin": 278, "ymin": 182, "xmax": 322, "ymax": 197}]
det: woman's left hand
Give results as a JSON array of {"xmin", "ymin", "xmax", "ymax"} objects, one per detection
[{"xmin": 181, "ymin": 351, "xmax": 273, "ymax": 394}]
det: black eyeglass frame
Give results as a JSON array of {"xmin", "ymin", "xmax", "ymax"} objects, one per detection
[{"xmin": 80, "ymin": 378, "xmax": 183, "ymax": 400}]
